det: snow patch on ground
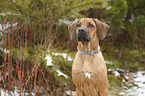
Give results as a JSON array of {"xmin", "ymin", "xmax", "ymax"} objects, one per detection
[
  {"xmin": 0, "ymin": 48, "xmax": 9, "ymax": 53},
  {"xmin": 65, "ymin": 90, "xmax": 75, "ymax": 95},
  {"xmin": 1, "ymin": 87, "xmax": 35, "ymax": 96},
  {"xmin": 56, "ymin": 70, "xmax": 68, "ymax": 78},
  {"xmin": 45, "ymin": 51, "xmax": 72, "ymax": 78},
  {"xmin": 107, "ymin": 6, "xmax": 112, "ymax": 10},
  {"xmin": 45, "ymin": 54, "xmax": 53, "ymax": 66},
  {"xmin": 105, "ymin": 60, "xmax": 113, "ymax": 65},
  {"xmin": 119, "ymin": 71, "xmax": 145, "ymax": 96},
  {"xmin": 0, "ymin": 23, "xmax": 18, "ymax": 31},
  {"xmin": 108, "ymin": 69, "xmax": 120, "ymax": 76},
  {"xmin": 59, "ymin": 19, "xmax": 78, "ymax": 25},
  {"xmin": 52, "ymin": 52, "xmax": 73, "ymax": 61}
]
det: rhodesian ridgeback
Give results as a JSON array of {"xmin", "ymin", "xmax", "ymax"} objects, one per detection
[{"xmin": 68, "ymin": 18, "xmax": 109, "ymax": 96}]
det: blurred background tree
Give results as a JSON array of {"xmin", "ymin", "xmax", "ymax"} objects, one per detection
[
  {"xmin": 81, "ymin": 0, "xmax": 144, "ymax": 48},
  {"xmin": 106, "ymin": 0, "xmax": 145, "ymax": 48},
  {"xmin": 1, "ymin": 0, "xmax": 144, "ymax": 49},
  {"xmin": 1, "ymin": 0, "xmax": 104, "ymax": 48}
]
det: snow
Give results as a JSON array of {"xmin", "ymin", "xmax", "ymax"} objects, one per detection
[
  {"xmin": 129, "ymin": 14, "xmax": 135, "ymax": 23},
  {"xmin": 113, "ymin": 71, "xmax": 120, "ymax": 76},
  {"xmin": 119, "ymin": 71, "xmax": 145, "ymax": 96},
  {"xmin": 0, "ymin": 48, "xmax": 9, "ymax": 53},
  {"xmin": 118, "ymin": 92, "xmax": 126, "ymax": 95},
  {"xmin": 0, "ymin": 13, "xmax": 6, "ymax": 16},
  {"xmin": 116, "ymin": 68, "xmax": 125, "ymax": 72},
  {"xmin": 59, "ymin": 19, "xmax": 72, "ymax": 25},
  {"xmin": 52, "ymin": 52, "xmax": 67, "ymax": 58},
  {"xmin": 105, "ymin": 60, "xmax": 113, "ymax": 65},
  {"xmin": 107, "ymin": 6, "xmax": 112, "ymax": 10},
  {"xmin": 132, "ymin": 71, "xmax": 145, "ymax": 95},
  {"xmin": 0, "ymin": 22, "xmax": 18, "ymax": 37},
  {"xmin": 52, "ymin": 52, "xmax": 73, "ymax": 61},
  {"xmin": 1, "ymin": 87, "xmax": 35, "ymax": 96},
  {"xmin": 67, "ymin": 56, "xmax": 73, "ymax": 61},
  {"xmin": 12, "ymin": 0, "xmax": 16, "ymax": 3},
  {"xmin": 108, "ymin": 68, "xmax": 113, "ymax": 72},
  {"xmin": 45, "ymin": 54, "xmax": 53, "ymax": 66},
  {"xmin": 108, "ymin": 68, "xmax": 120, "ymax": 76},
  {"xmin": 56, "ymin": 70, "xmax": 68, "ymax": 78},
  {"xmin": 45, "ymin": 52, "xmax": 71, "ymax": 78},
  {"xmin": 0, "ymin": 22, "xmax": 18, "ymax": 31},
  {"xmin": 46, "ymin": 50, "xmax": 73, "ymax": 66},
  {"xmin": 59, "ymin": 19, "xmax": 78, "ymax": 25},
  {"xmin": 0, "ymin": 13, "xmax": 20, "ymax": 17},
  {"xmin": 65, "ymin": 90, "xmax": 75, "ymax": 95}
]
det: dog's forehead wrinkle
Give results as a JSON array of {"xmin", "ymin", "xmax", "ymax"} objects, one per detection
[{"xmin": 79, "ymin": 18, "xmax": 96, "ymax": 27}]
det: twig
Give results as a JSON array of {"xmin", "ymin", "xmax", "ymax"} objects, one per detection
[{"xmin": 22, "ymin": 63, "xmax": 40, "ymax": 93}]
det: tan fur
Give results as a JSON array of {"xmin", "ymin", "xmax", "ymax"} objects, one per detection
[
  {"xmin": 93, "ymin": 19, "xmax": 110, "ymax": 40},
  {"xmin": 68, "ymin": 19, "xmax": 80, "ymax": 40},
  {"xmin": 68, "ymin": 18, "xmax": 109, "ymax": 96}
]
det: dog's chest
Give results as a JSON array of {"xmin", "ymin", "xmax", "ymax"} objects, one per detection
[
  {"xmin": 76, "ymin": 71, "xmax": 97, "ymax": 81},
  {"xmin": 77, "ymin": 62, "xmax": 97, "ymax": 78},
  {"xmin": 74, "ymin": 70, "xmax": 100, "ymax": 95},
  {"xmin": 72, "ymin": 52, "xmax": 109, "ymax": 95},
  {"xmin": 72, "ymin": 52, "xmax": 106, "ymax": 83},
  {"xmin": 74, "ymin": 61, "xmax": 101, "ymax": 85}
]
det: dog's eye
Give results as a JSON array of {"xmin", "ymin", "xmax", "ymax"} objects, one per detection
[
  {"xmin": 77, "ymin": 24, "xmax": 81, "ymax": 27},
  {"xmin": 88, "ymin": 23, "xmax": 94, "ymax": 28}
]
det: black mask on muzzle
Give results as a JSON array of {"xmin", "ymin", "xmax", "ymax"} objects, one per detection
[{"xmin": 77, "ymin": 28, "xmax": 91, "ymax": 42}]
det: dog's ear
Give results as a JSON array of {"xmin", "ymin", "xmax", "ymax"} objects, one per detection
[
  {"xmin": 68, "ymin": 19, "xmax": 80, "ymax": 40},
  {"xmin": 93, "ymin": 19, "xmax": 110, "ymax": 40}
]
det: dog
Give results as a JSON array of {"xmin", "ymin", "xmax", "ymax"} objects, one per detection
[{"xmin": 68, "ymin": 18, "xmax": 109, "ymax": 96}]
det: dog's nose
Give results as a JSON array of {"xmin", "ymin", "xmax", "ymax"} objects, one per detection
[{"xmin": 78, "ymin": 28, "xmax": 85, "ymax": 33}]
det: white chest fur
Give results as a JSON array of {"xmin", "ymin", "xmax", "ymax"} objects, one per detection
[{"xmin": 85, "ymin": 72, "xmax": 91, "ymax": 79}]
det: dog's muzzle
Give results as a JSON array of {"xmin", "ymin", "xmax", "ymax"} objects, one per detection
[{"xmin": 77, "ymin": 28, "xmax": 91, "ymax": 42}]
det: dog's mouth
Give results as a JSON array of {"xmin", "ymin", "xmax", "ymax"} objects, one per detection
[
  {"xmin": 77, "ymin": 33, "xmax": 91, "ymax": 42},
  {"xmin": 77, "ymin": 28, "xmax": 91, "ymax": 42}
]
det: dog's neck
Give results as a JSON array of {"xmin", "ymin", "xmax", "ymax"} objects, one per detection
[{"xmin": 78, "ymin": 37, "xmax": 99, "ymax": 52}]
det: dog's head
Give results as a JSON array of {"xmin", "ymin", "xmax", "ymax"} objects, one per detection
[{"xmin": 68, "ymin": 18, "xmax": 109, "ymax": 42}]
